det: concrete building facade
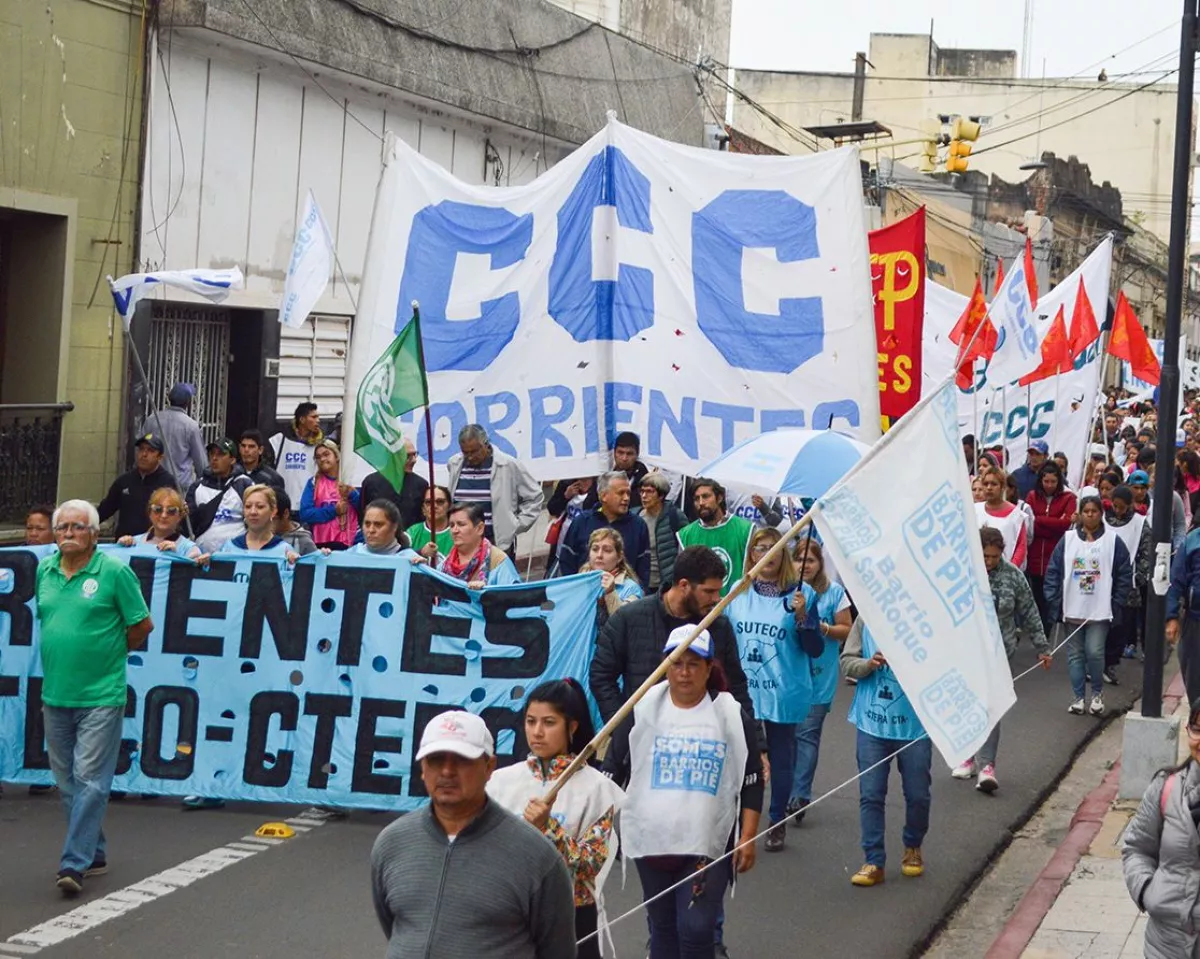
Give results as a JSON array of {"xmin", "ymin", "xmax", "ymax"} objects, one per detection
[
  {"xmin": 731, "ymin": 31, "xmax": 1183, "ymax": 241},
  {"xmin": 0, "ymin": 0, "xmax": 144, "ymax": 519},
  {"xmin": 133, "ymin": 0, "xmax": 705, "ymax": 448}
]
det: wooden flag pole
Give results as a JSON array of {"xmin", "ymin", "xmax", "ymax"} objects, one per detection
[{"xmin": 541, "ymin": 510, "xmax": 815, "ymax": 804}]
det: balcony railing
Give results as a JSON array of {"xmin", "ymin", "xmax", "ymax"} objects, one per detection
[{"xmin": 0, "ymin": 403, "xmax": 74, "ymax": 525}]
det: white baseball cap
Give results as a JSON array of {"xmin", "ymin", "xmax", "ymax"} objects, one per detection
[
  {"xmin": 415, "ymin": 710, "xmax": 495, "ymax": 761},
  {"xmin": 663, "ymin": 624, "xmax": 714, "ymax": 659}
]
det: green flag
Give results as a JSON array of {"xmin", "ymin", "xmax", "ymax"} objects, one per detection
[{"xmin": 354, "ymin": 318, "xmax": 428, "ymax": 490}]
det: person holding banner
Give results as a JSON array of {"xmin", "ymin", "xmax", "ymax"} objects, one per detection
[
  {"xmin": 976, "ymin": 468, "xmax": 1028, "ymax": 570},
  {"xmin": 581, "ymin": 528, "xmax": 643, "ymax": 629},
  {"xmin": 220, "ymin": 485, "xmax": 301, "ymax": 563},
  {"xmin": 438, "ymin": 502, "xmax": 520, "ymax": 587},
  {"xmin": 352, "ymin": 500, "xmax": 417, "ymax": 558},
  {"xmin": 299, "ymin": 440, "xmax": 360, "ymax": 551},
  {"xmin": 487, "ymin": 679, "xmax": 624, "ymax": 959},
  {"xmin": 115, "ymin": 488, "xmax": 206, "ymax": 563},
  {"xmin": 606, "ymin": 626, "xmax": 763, "ymax": 959},
  {"xmin": 951, "ymin": 528, "xmax": 1051, "ymax": 794},
  {"xmin": 788, "ymin": 538, "xmax": 852, "ymax": 824},
  {"xmin": 726, "ymin": 528, "xmax": 815, "ymax": 853},
  {"xmin": 841, "ymin": 618, "xmax": 932, "ymax": 887},
  {"xmin": 1044, "ymin": 491, "xmax": 1133, "ymax": 717}
]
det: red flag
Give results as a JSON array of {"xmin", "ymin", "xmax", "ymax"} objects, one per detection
[
  {"xmin": 993, "ymin": 257, "xmax": 1005, "ymax": 296},
  {"xmin": 1023, "ymin": 236, "xmax": 1039, "ymax": 308},
  {"xmin": 949, "ymin": 277, "xmax": 997, "ymax": 390},
  {"xmin": 1067, "ymin": 278, "xmax": 1100, "ymax": 359},
  {"xmin": 1018, "ymin": 305, "xmax": 1072, "ymax": 386},
  {"xmin": 868, "ymin": 209, "xmax": 926, "ymax": 424},
  {"xmin": 1107, "ymin": 292, "xmax": 1161, "ymax": 386}
]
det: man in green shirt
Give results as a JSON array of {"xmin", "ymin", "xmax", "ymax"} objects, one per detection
[
  {"xmin": 677, "ymin": 479, "xmax": 754, "ymax": 595},
  {"xmin": 406, "ymin": 484, "xmax": 454, "ymax": 562},
  {"xmin": 36, "ymin": 499, "xmax": 153, "ymax": 896}
]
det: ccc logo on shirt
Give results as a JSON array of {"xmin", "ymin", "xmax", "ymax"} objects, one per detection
[{"xmin": 81, "ymin": 578, "xmax": 99, "ymax": 599}]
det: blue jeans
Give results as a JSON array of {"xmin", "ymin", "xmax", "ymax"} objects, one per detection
[
  {"xmin": 43, "ymin": 705, "xmax": 124, "ymax": 873},
  {"xmin": 855, "ymin": 730, "xmax": 932, "ymax": 868},
  {"xmin": 790, "ymin": 701, "xmax": 831, "ymax": 804},
  {"xmin": 637, "ymin": 856, "xmax": 731, "ymax": 959},
  {"xmin": 763, "ymin": 720, "xmax": 796, "ymax": 823},
  {"xmin": 1067, "ymin": 620, "xmax": 1108, "ymax": 700}
]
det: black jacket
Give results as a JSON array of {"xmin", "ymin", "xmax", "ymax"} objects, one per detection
[
  {"xmin": 360, "ymin": 471, "xmax": 428, "ymax": 531},
  {"xmin": 245, "ymin": 462, "xmax": 285, "ymax": 492},
  {"xmin": 589, "ymin": 594, "xmax": 765, "ymax": 765},
  {"xmin": 98, "ymin": 465, "xmax": 178, "ymax": 538}
]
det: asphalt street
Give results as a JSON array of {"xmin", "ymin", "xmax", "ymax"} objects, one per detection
[{"xmin": 0, "ymin": 642, "xmax": 1148, "ymax": 959}]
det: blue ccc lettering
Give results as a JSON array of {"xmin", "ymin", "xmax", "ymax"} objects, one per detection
[
  {"xmin": 395, "ymin": 147, "xmax": 825, "ymax": 375},
  {"xmin": 980, "ymin": 401, "xmax": 1055, "ymax": 446}
]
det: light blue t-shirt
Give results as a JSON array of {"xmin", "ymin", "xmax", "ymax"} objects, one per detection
[
  {"xmin": 726, "ymin": 584, "xmax": 815, "ymax": 724},
  {"xmin": 809, "ymin": 582, "xmax": 848, "ymax": 706},
  {"xmin": 847, "ymin": 626, "xmax": 925, "ymax": 742}
]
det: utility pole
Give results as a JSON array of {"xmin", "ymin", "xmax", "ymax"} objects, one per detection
[{"xmin": 1143, "ymin": 0, "xmax": 1198, "ymax": 719}]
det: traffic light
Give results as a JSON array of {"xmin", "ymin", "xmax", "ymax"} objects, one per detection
[
  {"xmin": 946, "ymin": 117, "xmax": 982, "ymax": 174},
  {"xmin": 917, "ymin": 118, "xmax": 944, "ymax": 173}
]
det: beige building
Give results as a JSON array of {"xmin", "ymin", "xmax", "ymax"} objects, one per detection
[{"xmin": 731, "ymin": 31, "xmax": 1183, "ymax": 240}]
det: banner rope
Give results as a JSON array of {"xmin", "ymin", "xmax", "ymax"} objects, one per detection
[{"xmin": 576, "ymin": 620, "xmax": 1086, "ymax": 947}]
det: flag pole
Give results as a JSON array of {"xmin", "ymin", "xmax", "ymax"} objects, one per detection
[{"xmin": 410, "ymin": 302, "xmax": 437, "ymax": 500}]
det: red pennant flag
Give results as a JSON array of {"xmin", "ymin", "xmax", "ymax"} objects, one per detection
[
  {"xmin": 1018, "ymin": 305, "xmax": 1072, "ymax": 386},
  {"xmin": 1067, "ymin": 278, "xmax": 1100, "ymax": 359},
  {"xmin": 1107, "ymin": 292, "xmax": 1161, "ymax": 386},
  {"xmin": 993, "ymin": 257, "xmax": 1005, "ymax": 296},
  {"xmin": 1024, "ymin": 236, "xmax": 1039, "ymax": 308},
  {"xmin": 949, "ymin": 277, "xmax": 997, "ymax": 389}
]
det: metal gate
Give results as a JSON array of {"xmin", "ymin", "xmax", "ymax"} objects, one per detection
[{"xmin": 145, "ymin": 303, "xmax": 230, "ymax": 444}]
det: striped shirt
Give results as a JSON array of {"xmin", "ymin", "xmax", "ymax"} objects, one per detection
[{"xmin": 454, "ymin": 458, "xmax": 495, "ymax": 538}]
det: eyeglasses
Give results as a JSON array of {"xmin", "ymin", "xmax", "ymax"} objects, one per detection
[
  {"xmin": 749, "ymin": 544, "xmax": 773, "ymax": 556},
  {"xmin": 53, "ymin": 522, "xmax": 90, "ymax": 534},
  {"xmin": 1187, "ymin": 723, "xmax": 1200, "ymax": 738},
  {"xmin": 426, "ymin": 497, "xmax": 449, "ymax": 506},
  {"xmin": 150, "ymin": 505, "xmax": 181, "ymax": 516}
]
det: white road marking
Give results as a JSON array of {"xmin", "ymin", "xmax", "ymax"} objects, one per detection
[{"xmin": 3, "ymin": 808, "xmax": 332, "ymax": 953}]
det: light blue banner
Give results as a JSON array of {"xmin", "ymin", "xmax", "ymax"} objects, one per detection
[{"xmin": 0, "ymin": 546, "xmax": 602, "ymax": 810}]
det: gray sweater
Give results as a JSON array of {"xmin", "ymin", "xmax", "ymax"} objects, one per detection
[{"xmin": 370, "ymin": 800, "xmax": 577, "ymax": 959}]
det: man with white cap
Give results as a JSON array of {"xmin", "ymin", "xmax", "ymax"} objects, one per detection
[{"xmin": 370, "ymin": 710, "xmax": 576, "ymax": 959}]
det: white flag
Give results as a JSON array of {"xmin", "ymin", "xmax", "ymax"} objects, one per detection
[
  {"xmin": 811, "ymin": 377, "xmax": 1015, "ymax": 766},
  {"xmin": 279, "ymin": 190, "xmax": 335, "ymax": 329},
  {"xmin": 983, "ymin": 252, "xmax": 1043, "ymax": 386},
  {"xmin": 109, "ymin": 268, "xmax": 243, "ymax": 331}
]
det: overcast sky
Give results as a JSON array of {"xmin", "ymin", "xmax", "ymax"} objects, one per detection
[{"xmin": 729, "ymin": 0, "xmax": 1182, "ymax": 81}]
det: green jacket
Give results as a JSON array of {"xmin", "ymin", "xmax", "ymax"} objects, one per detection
[{"xmin": 988, "ymin": 558, "xmax": 1049, "ymax": 658}]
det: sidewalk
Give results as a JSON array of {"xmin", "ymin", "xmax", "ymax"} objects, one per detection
[{"xmin": 995, "ymin": 675, "xmax": 1190, "ymax": 959}]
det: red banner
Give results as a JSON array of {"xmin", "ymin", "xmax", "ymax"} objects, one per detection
[{"xmin": 869, "ymin": 208, "xmax": 926, "ymax": 428}]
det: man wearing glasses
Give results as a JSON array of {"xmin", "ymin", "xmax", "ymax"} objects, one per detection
[
  {"xmin": 35, "ymin": 500, "xmax": 153, "ymax": 897},
  {"xmin": 361, "ymin": 437, "xmax": 428, "ymax": 531}
]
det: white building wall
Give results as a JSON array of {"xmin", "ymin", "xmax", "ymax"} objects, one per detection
[{"xmin": 730, "ymin": 68, "xmax": 1181, "ymax": 240}]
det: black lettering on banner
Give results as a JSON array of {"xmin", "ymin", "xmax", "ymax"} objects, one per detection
[
  {"xmin": 239, "ymin": 562, "xmax": 314, "ymax": 661},
  {"xmin": 480, "ymin": 586, "xmax": 551, "ymax": 679},
  {"xmin": 0, "ymin": 549, "xmax": 38, "ymax": 646},
  {"xmin": 162, "ymin": 561, "xmax": 235, "ymax": 657},
  {"xmin": 400, "ymin": 573, "xmax": 472, "ymax": 675},
  {"xmin": 243, "ymin": 691, "xmax": 298, "ymax": 787},
  {"xmin": 128, "ymin": 556, "xmax": 158, "ymax": 619},
  {"xmin": 408, "ymin": 702, "xmax": 525, "ymax": 796},
  {"xmin": 115, "ymin": 685, "xmax": 138, "ymax": 776},
  {"xmin": 0, "ymin": 675, "xmax": 16, "ymax": 698},
  {"xmin": 140, "ymin": 685, "xmax": 199, "ymax": 780},
  {"xmin": 303, "ymin": 692, "xmax": 352, "ymax": 788},
  {"xmin": 323, "ymin": 567, "xmax": 396, "ymax": 667},
  {"xmin": 22, "ymin": 677, "xmax": 49, "ymax": 770},
  {"xmin": 353, "ymin": 697, "xmax": 406, "ymax": 795}
]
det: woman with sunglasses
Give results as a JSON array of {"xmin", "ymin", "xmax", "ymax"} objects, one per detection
[
  {"xmin": 1122, "ymin": 697, "xmax": 1200, "ymax": 959},
  {"xmin": 116, "ymin": 488, "xmax": 207, "ymax": 564}
]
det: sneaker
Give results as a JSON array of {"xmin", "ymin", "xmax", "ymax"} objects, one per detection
[
  {"xmin": 976, "ymin": 764, "xmax": 998, "ymax": 794},
  {"xmin": 845, "ymin": 676, "xmax": 858, "ymax": 686},
  {"xmin": 1123, "ymin": 644, "xmax": 1137, "ymax": 659},
  {"xmin": 56, "ymin": 869, "xmax": 83, "ymax": 896},
  {"xmin": 1089, "ymin": 694, "xmax": 1105, "ymax": 716},
  {"xmin": 181, "ymin": 796, "xmax": 225, "ymax": 810},
  {"xmin": 785, "ymin": 796, "xmax": 809, "ymax": 823},
  {"xmin": 1068, "ymin": 698, "xmax": 1085, "ymax": 715},
  {"xmin": 1102, "ymin": 667, "xmax": 1119, "ymax": 686},
  {"xmin": 951, "ymin": 758, "xmax": 977, "ymax": 780},
  {"xmin": 84, "ymin": 859, "xmax": 108, "ymax": 878},
  {"xmin": 850, "ymin": 864, "xmax": 885, "ymax": 886},
  {"xmin": 764, "ymin": 822, "xmax": 786, "ymax": 852},
  {"xmin": 901, "ymin": 847, "xmax": 924, "ymax": 877}
]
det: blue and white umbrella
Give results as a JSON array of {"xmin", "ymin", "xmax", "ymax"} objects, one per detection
[{"xmin": 695, "ymin": 429, "xmax": 873, "ymax": 500}]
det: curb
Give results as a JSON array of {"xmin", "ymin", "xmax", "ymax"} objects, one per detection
[{"xmin": 984, "ymin": 671, "xmax": 1187, "ymax": 959}]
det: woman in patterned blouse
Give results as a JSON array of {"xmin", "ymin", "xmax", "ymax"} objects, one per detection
[{"xmin": 487, "ymin": 680, "xmax": 624, "ymax": 959}]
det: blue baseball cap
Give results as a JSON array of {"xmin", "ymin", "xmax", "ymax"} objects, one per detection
[
  {"xmin": 1129, "ymin": 470, "xmax": 1150, "ymax": 486},
  {"xmin": 1028, "ymin": 440, "xmax": 1049, "ymax": 455}
]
